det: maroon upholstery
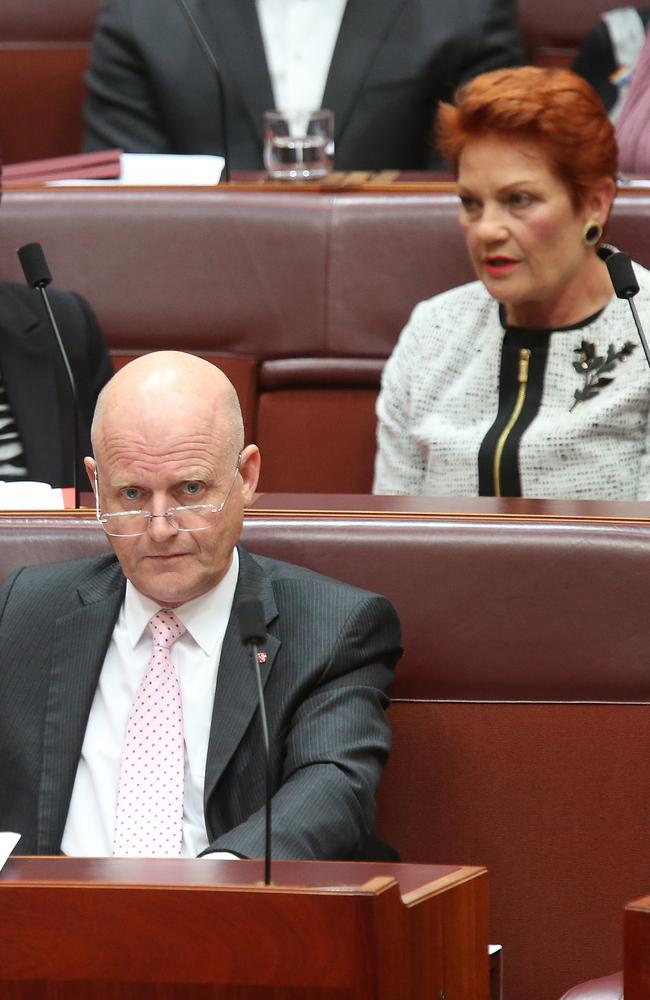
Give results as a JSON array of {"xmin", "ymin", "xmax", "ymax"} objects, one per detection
[
  {"xmin": 0, "ymin": 0, "xmax": 98, "ymax": 38},
  {"xmin": 256, "ymin": 387, "xmax": 379, "ymax": 492},
  {"xmin": 218, "ymin": 503, "xmax": 650, "ymax": 1000},
  {"xmin": 0, "ymin": 1, "xmax": 101, "ymax": 163},
  {"xmin": 518, "ymin": 0, "xmax": 636, "ymax": 66},
  {"xmin": 559, "ymin": 972, "xmax": 623, "ymax": 999},
  {"xmin": 240, "ymin": 495, "xmax": 648, "ymax": 994},
  {"xmin": 2, "ymin": 187, "xmax": 650, "ymax": 493},
  {"xmin": 0, "ymin": 499, "xmax": 648, "ymax": 999}
]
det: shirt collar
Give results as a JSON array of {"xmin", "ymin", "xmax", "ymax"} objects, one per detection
[{"xmin": 123, "ymin": 547, "xmax": 240, "ymax": 655}]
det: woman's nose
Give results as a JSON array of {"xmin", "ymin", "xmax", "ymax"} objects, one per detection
[{"xmin": 474, "ymin": 203, "xmax": 508, "ymax": 242}]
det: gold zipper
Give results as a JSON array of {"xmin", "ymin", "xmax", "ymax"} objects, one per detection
[{"xmin": 493, "ymin": 347, "xmax": 531, "ymax": 497}]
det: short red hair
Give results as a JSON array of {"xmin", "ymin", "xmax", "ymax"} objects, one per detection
[{"xmin": 437, "ymin": 67, "xmax": 618, "ymax": 208}]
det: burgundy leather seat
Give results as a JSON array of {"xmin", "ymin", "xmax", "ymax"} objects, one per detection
[
  {"xmin": 559, "ymin": 972, "xmax": 623, "ymax": 999},
  {"xmin": 3, "ymin": 187, "xmax": 650, "ymax": 494},
  {"xmin": 519, "ymin": 0, "xmax": 638, "ymax": 66},
  {"xmin": 0, "ymin": 0, "xmax": 101, "ymax": 163}
]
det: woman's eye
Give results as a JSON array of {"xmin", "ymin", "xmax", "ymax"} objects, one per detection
[
  {"xmin": 459, "ymin": 195, "xmax": 479, "ymax": 213},
  {"xmin": 508, "ymin": 192, "xmax": 532, "ymax": 208}
]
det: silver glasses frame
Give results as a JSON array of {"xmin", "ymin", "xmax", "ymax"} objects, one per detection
[{"xmin": 94, "ymin": 454, "xmax": 242, "ymax": 537}]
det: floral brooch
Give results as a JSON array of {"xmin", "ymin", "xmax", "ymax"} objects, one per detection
[{"xmin": 570, "ymin": 339, "xmax": 637, "ymax": 412}]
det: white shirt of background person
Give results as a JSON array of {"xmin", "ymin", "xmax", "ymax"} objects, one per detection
[{"xmin": 257, "ymin": 0, "xmax": 347, "ymax": 112}]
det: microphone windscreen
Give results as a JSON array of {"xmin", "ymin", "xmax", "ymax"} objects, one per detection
[
  {"xmin": 237, "ymin": 598, "xmax": 266, "ymax": 645},
  {"xmin": 17, "ymin": 243, "xmax": 52, "ymax": 289},
  {"xmin": 606, "ymin": 251, "xmax": 640, "ymax": 299}
]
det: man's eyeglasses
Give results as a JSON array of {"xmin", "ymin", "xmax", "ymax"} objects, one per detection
[{"xmin": 94, "ymin": 455, "xmax": 241, "ymax": 537}]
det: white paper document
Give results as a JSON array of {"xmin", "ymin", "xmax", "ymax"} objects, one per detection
[
  {"xmin": 0, "ymin": 832, "xmax": 20, "ymax": 871},
  {"xmin": 49, "ymin": 153, "xmax": 225, "ymax": 187},
  {"xmin": 0, "ymin": 481, "xmax": 65, "ymax": 510}
]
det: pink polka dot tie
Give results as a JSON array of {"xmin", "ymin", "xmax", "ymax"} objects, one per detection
[{"xmin": 113, "ymin": 610, "xmax": 186, "ymax": 857}]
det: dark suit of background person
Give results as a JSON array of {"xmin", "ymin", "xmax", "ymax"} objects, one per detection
[
  {"xmin": 83, "ymin": 0, "xmax": 525, "ymax": 171},
  {"xmin": 0, "ymin": 283, "xmax": 112, "ymax": 488},
  {"xmin": 572, "ymin": 7, "xmax": 650, "ymax": 118},
  {"xmin": 0, "ymin": 544, "xmax": 401, "ymax": 859}
]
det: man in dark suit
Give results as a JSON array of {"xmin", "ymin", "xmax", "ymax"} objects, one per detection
[
  {"xmin": 83, "ymin": 0, "xmax": 524, "ymax": 171},
  {"xmin": 0, "ymin": 282, "xmax": 112, "ymax": 487},
  {"xmin": 0, "ymin": 351, "xmax": 401, "ymax": 858}
]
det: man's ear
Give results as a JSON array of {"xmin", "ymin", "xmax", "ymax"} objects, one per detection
[
  {"xmin": 84, "ymin": 457, "xmax": 97, "ymax": 495},
  {"xmin": 238, "ymin": 445, "xmax": 261, "ymax": 504}
]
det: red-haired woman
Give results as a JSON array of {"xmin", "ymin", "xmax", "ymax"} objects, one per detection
[{"xmin": 374, "ymin": 67, "xmax": 650, "ymax": 499}]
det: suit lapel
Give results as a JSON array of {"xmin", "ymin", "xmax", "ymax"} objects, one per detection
[
  {"xmin": 37, "ymin": 559, "xmax": 125, "ymax": 853},
  {"xmin": 0, "ymin": 286, "xmax": 66, "ymax": 485},
  {"xmin": 198, "ymin": 0, "xmax": 275, "ymax": 144},
  {"xmin": 323, "ymin": 0, "xmax": 407, "ymax": 146},
  {"xmin": 204, "ymin": 546, "xmax": 280, "ymax": 805}
]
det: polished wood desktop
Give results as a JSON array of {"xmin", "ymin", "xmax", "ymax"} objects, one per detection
[{"xmin": 0, "ymin": 857, "xmax": 488, "ymax": 999}]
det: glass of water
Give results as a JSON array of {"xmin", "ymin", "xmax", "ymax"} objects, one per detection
[{"xmin": 263, "ymin": 109, "xmax": 334, "ymax": 181}]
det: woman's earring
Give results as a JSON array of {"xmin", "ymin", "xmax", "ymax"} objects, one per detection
[{"xmin": 583, "ymin": 220, "xmax": 603, "ymax": 246}]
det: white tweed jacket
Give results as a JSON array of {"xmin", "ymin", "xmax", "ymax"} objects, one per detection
[{"xmin": 374, "ymin": 263, "xmax": 650, "ymax": 499}]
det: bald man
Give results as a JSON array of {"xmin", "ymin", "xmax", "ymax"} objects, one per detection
[{"xmin": 0, "ymin": 352, "xmax": 401, "ymax": 860}]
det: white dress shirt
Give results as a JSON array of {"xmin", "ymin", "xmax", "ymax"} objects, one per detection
[
  {"xmin": 61, "ymin": 549, "xmax": 239, "ymax": 857},
  {"xmin": 256, "ymin": 0, "xmax": 347, "ymax": 111}
]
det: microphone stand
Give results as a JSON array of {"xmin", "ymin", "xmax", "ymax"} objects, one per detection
[
  {"xmin": 237, "ymin": 599, "xmax": 272, "ymax": 885},
  {"xmin": 626, "ymin": 297, "xmax": 650, "ymax": 369},
  {"xmin": 174, "ymin": 0, "xmax": 231, "ymax": 182},
  {"xmin": 604, "ymin": 249, "xmax": 650, "ymax": 369},
  {"xmin": 249, "ymin": 635, "xmax": 272, "ymax": 886},
  {"xmin": 17, "ymin": 243, "xmax": 80, "ymax": 507}
]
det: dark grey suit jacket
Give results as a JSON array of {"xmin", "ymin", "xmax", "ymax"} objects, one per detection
[
  {"xmin": 83, "ymin": 0, "xmax": 524, "ymax": 170},
  {"xmin": 0, "ymin": 283, "xmax": 112, "ymax": 488},
  {"xmin": 0, "ymin": 545, "xmax": 401, "ymax": 858}
]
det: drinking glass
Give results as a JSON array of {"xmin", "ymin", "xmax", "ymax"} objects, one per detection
[{"xmin": 263, "ymin": 109, "xmax": 334, "ymax": 181}]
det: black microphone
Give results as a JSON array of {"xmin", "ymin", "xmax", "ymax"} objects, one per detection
[
  {"xmin": 607, "ymin": 250, "xmax": 640, "ymax": 299},
  {"xmin": 236, "ymin": 598, "xmax": 272, "ymax": 885},
  {"xmin": 603, "ymin": 248, "xmax": 650, "ymax": 370},
  {"xmin": 17, "ymin": 243, "xmax": 80, "ymax": 506},
  {"xmin": 173, "ymin": 0, "xmax": 231, "ymax": 182}
]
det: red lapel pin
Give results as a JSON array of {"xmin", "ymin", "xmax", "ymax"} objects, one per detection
[{"xmin": 257, "ymin": 651, "xmax": 268, "ymax": 664}]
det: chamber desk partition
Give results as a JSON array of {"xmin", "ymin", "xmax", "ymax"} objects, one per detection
[
  {"xmin": 0, "ymin": 857, "xmax": 488, "ymax": 999},
  {"xmin": 625, "ymin": 892, "xmax": 650, "ymax": 1000}
]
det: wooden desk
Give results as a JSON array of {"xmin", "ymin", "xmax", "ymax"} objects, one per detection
[
  {"xmin": 0, "ymin": 857, "xmax": 488, "ymax": 999},
  {"xmin": 624, "ymin": 892, "xmax": 650, "ymax": 999}
]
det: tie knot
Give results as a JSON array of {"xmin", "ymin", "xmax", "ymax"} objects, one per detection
[{"xmin": 148, "ymin": 609, "xmax": 186, "ymax": 649}]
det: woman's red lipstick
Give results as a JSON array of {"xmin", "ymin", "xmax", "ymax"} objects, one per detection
[{"xmin": 484, "ymin": 256, "xmax": 519, "ymax": 277}]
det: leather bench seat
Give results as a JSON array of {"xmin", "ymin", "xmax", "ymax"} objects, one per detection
[
  {"xmin": 520, "ymin": 0, "xmax": 635, "ymax": 66},
  {"xmin": 0, "ymin": 0, "xmax": 101, "ymax": 163},
  {"xmin": 2, "ymin": 188, "xmax": 650, "ymax": 492}
]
